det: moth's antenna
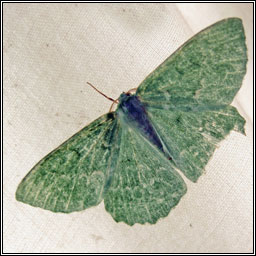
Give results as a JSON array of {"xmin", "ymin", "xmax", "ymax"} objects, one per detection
[{"xmin": 87, "ymin": 82, "xmax": 118, "ymax": 103}]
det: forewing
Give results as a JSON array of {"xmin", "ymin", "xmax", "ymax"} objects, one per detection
[
  {"xmin": 16, "ymin": 113, "xmax": 121, "ymax": 213},
  {"xmin": 136, "ymin": 18, "xmax": 247, "ymax": 110},
  {"xmin": 104, "ymin": 125, "xmax": 187, "ymax": 226},
  {"xmin": 147, "ymin": 106, "xmax": 245, "ymax": 182}
]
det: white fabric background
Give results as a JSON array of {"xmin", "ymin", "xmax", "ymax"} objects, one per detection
[{"xmin": 3, "ymin": 3, "xmax": 253, "ymax": 253}]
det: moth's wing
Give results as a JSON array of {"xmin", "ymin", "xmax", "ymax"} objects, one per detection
[
  {"xmin": 136, "ymin": 18, "xmax": 247, "ymax": 110},
  {"xmin": 146, "ymin": 106, "xmax": 245, "ymax": 182},
  {"xmin": 136, "ymin": 18, "xmax": 247, "ymax": 183},
  {"xmin": 16, "ymin": 113, "xmax": 121, "ymax": 213},
  {"xmin": 104, "ymin": 125, "xmax": 187, "ymax": 226}
]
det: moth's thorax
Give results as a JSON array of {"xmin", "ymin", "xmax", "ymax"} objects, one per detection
[
  {"xmin": 117, "ymin": 93, "xmax": 146, "ymax": 119},
  {"xmin": 117, "ymin": 93, "xmax": 164, "ymax": 153}
]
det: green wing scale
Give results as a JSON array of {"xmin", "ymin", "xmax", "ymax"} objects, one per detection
[
  {"xmin": 104, "ymin": 126, "xmax": 187, "ymax": 225},
  {"xmin": 16, "ymin": 113, "xmax": 121, "ymax": 213},
  {"xmin": 146, "ymin": 106, "xmax": 245, "ymax": 182},
  {"xmin": 137, "ymin": 18, "xmax": 247, "ymax": 182},
  {"xmin": 16, "ymin": 18, "xmax": 247, "ymax": 225},
  {"xmin": 137, "ymin": 18, "xmax": 247, "ymax": 110}
]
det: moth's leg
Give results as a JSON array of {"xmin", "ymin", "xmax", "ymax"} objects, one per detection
[
  {"xmin": 109, "ymin": 100, "xmax": 118, "ymax": 112},
  {"xmin": 126, "ymin": 88, "xmax": 137, "ymax": 94}
]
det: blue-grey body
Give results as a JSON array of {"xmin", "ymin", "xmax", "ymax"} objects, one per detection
[{"xmin": 117, "ymin": 93, "xmax": 169, "ymax": 158}]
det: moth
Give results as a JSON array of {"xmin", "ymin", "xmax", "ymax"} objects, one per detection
[{"xmin": 16, "ymin": 18, "xmax": 247, "ymax": 226}]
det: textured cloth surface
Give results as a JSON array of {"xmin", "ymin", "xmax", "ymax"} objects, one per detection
[{"xmin": 3, "ymin": 3, "xmax": 253, "ymax": 253}]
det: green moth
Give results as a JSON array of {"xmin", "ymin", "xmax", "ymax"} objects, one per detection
[{"xmin": 16, "ymin": 18, "xmax": 247, "ymax": 226}]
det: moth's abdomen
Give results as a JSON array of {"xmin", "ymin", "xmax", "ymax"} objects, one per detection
[{"xmin": 117, "ymin": 94, "xmax": 164, "ymax": 154}]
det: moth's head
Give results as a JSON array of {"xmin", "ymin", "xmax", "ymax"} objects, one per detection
[
  {"xmin": 116, "ymin": 92, "xmax": 134, "ymax": 112},
  {"xmin": 118, "ymin": 92, "xmax": 131, "ymax": 102},
  {"xmin": 116, "ymin": 88, "xmax": 138, "ymax": 112}
]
